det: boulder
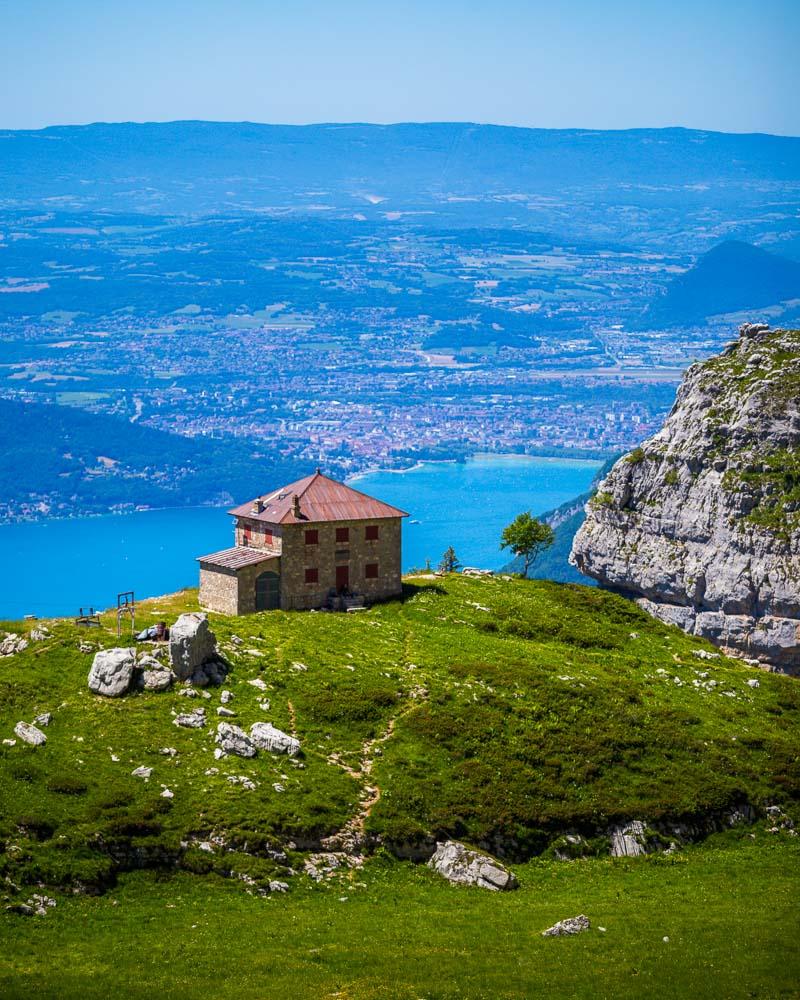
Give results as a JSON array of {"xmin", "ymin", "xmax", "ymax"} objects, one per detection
[
  {"xmin": 169, "ymin": 613, "xmax": 218, "ymax": 681},
  {"xmin": 88, "ymin": 648, "xmax": 136, "ymax": 697},
  {"xmin": 14, "ymin": 721, "xmax": 47, "ymax": 747},
  {"xmin": 216, "ymin": 722, "xmax": 257, "ymax": 758},
  {"xmin": 542, "ymin": 914, "xmax": 591, "ymax": 937},
  {"xmin": 427, "ymin": 840, "xmax": 518, "ymax": 891},
  {"xmin": 250, "ymin": 722, "xmax": 300, "ymax": 756}
]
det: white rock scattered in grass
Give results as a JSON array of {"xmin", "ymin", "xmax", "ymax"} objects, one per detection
[
  {"xmin": 250, "ymin": 722, "xmax": 300, "ymax": 756},
  {"xmin": 111, "ymin": 754, "xmax": 120, "ymax": 762},
  {"xmin": 747, "ymin": 678, "xmax": 760, "ymax": 688},
  {"xmin": 173, "ymin": 708, "xmax": 206, "ymax": 729},
  {"xmin": 131, "ymin": 766, "xmax": 152, "ymax": 780},
  {"xmin": 159, "ymin": 747, "xmax": 177, "ymax": 757},
  {"xmin": 273, "ymin": 783, "xmax": 285, "ymax": 792},
  {"xmin": 291, "ymin": 661, "xmax": 308, "ymax": 672},
  {"xmin": 33, "ymin": 712, "xmax": 52, "ymax": 727},
  {"xmin": 3, "ymin": 738, "xmax": 16, "ymax": 746},
  {"xmin": 14, "ymin": 722, "xmax": 47, "ymax": 747},
  {"xmin": 248, "ymin": 678, "xmax": 268, "ymax": 691},
  {"xmin": 217, "ymin": 706, "xmax": 236, "ymax": 717},
  {"xmin": 0, "ymin": 633, "xmax": 29, "ymax": 657},
  {"xmin": 213, "ymin": 748, "xmax": 225, "ymax": 759},
  {"xmin": 428, "ymin": 840, "xmax": 518, "ymax": 891},
  {"xmin": 160, "ymin": 788, "xmax": 174, "ymax": 799},
  {"xmin": 542, "ymin": 915, "xmax": 591, "ymax": 937},
  {"xmin": 228, "ymin": 775, "xmax": 257, "ymax": 790},
  {"xmin": 220, "ymin": 690, "xmax": 234, "ymax": 704},
  {"xmin": 215, "ymin": 722, "xmax": 256, "ymax": 758}
]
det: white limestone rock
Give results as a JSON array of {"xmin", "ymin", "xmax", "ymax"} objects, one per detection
[
  {"xmin": 14, "ymin": 721, "xmax": 47, "ymax": 747},
  {"xmin": 571, "ymin": 324, "xmax": 800, "ymax": 673},
  {"xmin": 173, "ymin": 708, "xmax": 206, "ymax": 729},
  {"xmin": 215, "ymin": 722, "xmax": 257, "ymax": 758},
  {"xmin": 0, "ymin": 633, "xmax": 28, "ymax": 657},
  {"xmin": 609, "ymin": 820, "xmax": 648, "ymax": 857},
  {"xmin": 169, "ymin": 613, "xmax": 218, "ymax": 681},
  {"xmin": 542, "ymin": 914, "xmax": 591, "ymax": 937},
  {"xmin": 250, "ymin": 722, "xmax": 300, "ymax": 756},
  {"xmin": 427, "ymin": 840, "xmax": 518, "ymax": 891},
  {"xmin": 88, "ymin": 648, "xmax": 136, "ymax": 697}
]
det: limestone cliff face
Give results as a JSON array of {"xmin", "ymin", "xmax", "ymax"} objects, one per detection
[{"xmin": 570, "ymin": 324, "xmax": 800, "ymax": 672}]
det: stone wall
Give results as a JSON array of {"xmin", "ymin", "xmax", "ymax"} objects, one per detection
[
  {"xmin": 279, "ymin": 517, "xmax": 403, "ymax": 610},
  {"xmin": 199, "ymin": 555, "xmax": 280, "ymax": 615},
  {"xmin": 198, "ymin": 566, "xmax": 239, "ymax": 615}
]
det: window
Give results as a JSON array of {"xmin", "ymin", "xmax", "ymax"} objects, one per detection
[
  {"xmin": 305, "ymin": 567, "xmax": 319, "ymax": 584},
  {"xmin": 335, "ymin": 526, "xmax": 349, "ymax": 543},
  {"xmin": 264, "ymin": 528, "xmax": 273, "ymax": 544},
  {"xmin": 243, "ymin": 525, "xmax": 251, "ymax": 546},
  {"xmin": 365, "ymin": 562, "xmax": 379, "ymax": 579},
  {"xmin": 305, "ymin": 529, "xmax": 319, "ymax": 545},
  {"xmin": 365, "ymin": 525, "xmax": 379, "ymax": 541}
]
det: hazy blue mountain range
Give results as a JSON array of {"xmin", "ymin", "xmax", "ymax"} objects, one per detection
[
  {"xmin": 2, "ymin": 122, "xmax": 800, "ymax": 253},
  {"xmin": 642, "ymin": 241, "xmax": 800, "ymax": 328}
]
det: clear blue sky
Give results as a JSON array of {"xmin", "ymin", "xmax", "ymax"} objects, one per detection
[{"xmin": 1, "ymin": 0, "xmax": 798, "ymax": 134}]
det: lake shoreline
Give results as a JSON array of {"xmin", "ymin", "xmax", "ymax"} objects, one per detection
[{"xmin": 0, "ymin": 455, "xmax": 602, "ymax": 619}]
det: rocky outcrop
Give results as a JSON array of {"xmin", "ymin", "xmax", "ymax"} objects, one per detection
[
  {"xmin": 571, "ymin": 324, "xmax": 800, "ymax": 672},
  {"xmin": 427, "ymin": 840, "xmax": 518, "ymax": 891}
]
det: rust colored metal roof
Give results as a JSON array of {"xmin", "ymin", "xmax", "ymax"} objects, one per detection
[
  {"xmin": 197, "ymin": 546, "xmax": 280, "ymax": 570},
  {"xmin": 228, "ymin": 470, "xmax": 409, "ymax": 525}
]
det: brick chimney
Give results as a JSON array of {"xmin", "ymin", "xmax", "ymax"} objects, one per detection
[
  {"xmin": 292, "ymin": 494, "xmax": 302, "ymax": 519},
  {"xmin": 252, "ymin": 498, "xmax": 264, "ymax": 514}
]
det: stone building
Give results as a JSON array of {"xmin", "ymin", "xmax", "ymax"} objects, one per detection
[{"xmin": 197, "ymin": 470, "xmax": 408, "ymax": 615}]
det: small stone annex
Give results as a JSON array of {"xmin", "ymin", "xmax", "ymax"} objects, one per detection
[{"xmin": 197, "ymin": 470, "xmax": 408, "ymax": 615}]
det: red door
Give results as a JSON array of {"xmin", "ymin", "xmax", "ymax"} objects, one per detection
[{"xmin": 336, "ymin": 565, "xmax": 349, "ymax": 592}]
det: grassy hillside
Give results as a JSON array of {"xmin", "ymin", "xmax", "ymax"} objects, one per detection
[
  {"xmin": 1, "ymin": 577, "xmax": 798, "ymax": 873},
  {"xmin": 1, "ymin": 577, "xmax": 799, "ymax": 997}
]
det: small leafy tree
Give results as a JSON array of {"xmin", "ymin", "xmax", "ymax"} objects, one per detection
[
  {"xmin": 500, "ymin": 511, "xmax": 554, "ymax": 578},
  {"xmin": 438, "ymin": 546, "xmax": 461, "ymax": 574}
]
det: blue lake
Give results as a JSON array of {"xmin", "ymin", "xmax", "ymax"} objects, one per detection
[{"xmin": 0, "ymin": 456, "xmax": 601, "ymax": 620}]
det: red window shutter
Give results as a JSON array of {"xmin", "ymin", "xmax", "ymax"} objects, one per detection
[
  {"xmin": 305, "ymin": 529, "xmax": 319, "ymax": 545},
  {"xmin": 336, "ymin": 526, "xmax": 349, "ymax": 543},
  {"xmin": 305, "ymin": 567, "xmax": 319, "ymax": 584},
  {"xmin": 365, "ymin": 563, "xmax": 379, "ymax": 579},
  {"xmin": 264, "ymin": 528, "xmax": 273, "ymax": 544},
  {"xmin": 243, "ymin": 525, "xmax": 252, "ymax": 546},
  {"xmin": 365, "ymin": 525, "xmax": 379, "ymax": 541}
]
